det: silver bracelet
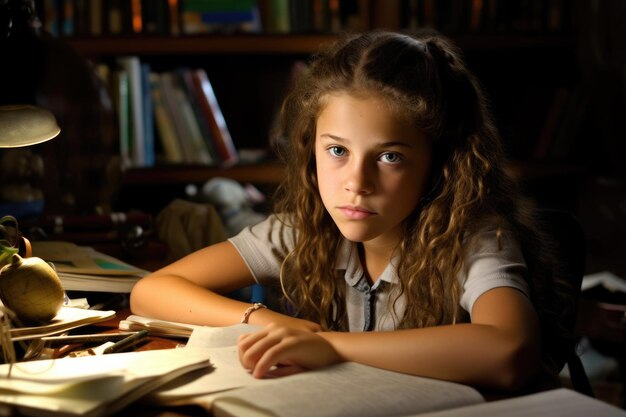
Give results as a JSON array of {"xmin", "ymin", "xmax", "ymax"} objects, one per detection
[{"xmin": 240, "ymin": 303, "xmax": 267, "ymax": 324}]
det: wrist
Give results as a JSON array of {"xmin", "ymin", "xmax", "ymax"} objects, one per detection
[{"xmin": 240, "ymin": 302, "xmax": 267, "ymax": 324}]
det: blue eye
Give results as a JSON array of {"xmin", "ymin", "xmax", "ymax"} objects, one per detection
[
  {"xmin": 380, "ymin": 152, "xmax": 402, "ymax": 164},
  {"xmin": 329, "ymin": 146, "xmax": 346, "ymax": 157}
]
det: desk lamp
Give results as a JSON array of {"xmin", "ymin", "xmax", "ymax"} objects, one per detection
[
  {"xmin": 0, "ymin": 105, "xmax": 60, "ymax": 148},
  {"xmin": 0, "ymin": 0, "xmax": 60, "ymax": 146},
  {"xmin": 0, "ymin": 104, "xmax": 60, "ymax": 259}
]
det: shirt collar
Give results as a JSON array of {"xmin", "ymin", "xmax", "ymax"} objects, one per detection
[{"xmin": 337, "ymin": 238, "xmax": 399, "ymax": 287}]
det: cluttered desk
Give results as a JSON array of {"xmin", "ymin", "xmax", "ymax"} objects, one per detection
[{"xmin": 1, "ymin": 242, "xmax": 626, "ymax": 417}]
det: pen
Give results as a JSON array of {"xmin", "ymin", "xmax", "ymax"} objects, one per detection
[
  {"xmin": 102, "ymin": 330, "xmax": 149, "ymax": 354},
  {"xmin": 42, "ymin": 332, "xmax": 139, "ymax": 347}
]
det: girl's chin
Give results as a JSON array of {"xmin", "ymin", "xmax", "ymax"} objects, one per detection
[{"xmin": 336, "ymin": 226, "xmax": 379, "ymax": 243}]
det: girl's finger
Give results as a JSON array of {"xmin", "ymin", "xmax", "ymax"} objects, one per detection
[
  {"xmin": 238, "ymin": 327, "xmax": 288, "ymax": 371},
  {"xmin": 250, "ymin": 340, "xmax": 290, "ymax": 378},
  {"xmin": 237, "ymin": 329, "xmax": 271, "ymax": 367}
]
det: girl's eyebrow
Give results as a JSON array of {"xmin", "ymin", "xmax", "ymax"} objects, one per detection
[
  {"xmin": 319, "ymin": 133, "xmax": 415, "ymax": 149},
  {"xmin": 319, "ymin": 133, "xmax": 347, "ymax": 142}
]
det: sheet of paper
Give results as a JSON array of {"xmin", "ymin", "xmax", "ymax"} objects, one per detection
[
  {"xmin": 149, "ymin": 324, "xmax": 265, "ymax": 401},
  {"xmin": 187, "ymin": 323, "xmax": 262, "ymax": 348},
  {"xmin": 582, "ymin": 271, "xmax": 626, "ymax": 293},
  {"xmin": 209, "ymin": 362, "xmax": 485, "ymax": 417},
  {"xmin": 414, "ymin": 388, "xmax": 626, "ymax": 417},
  {"xmin": 0, "ymin": 348, "xmax": 213, "ymax": 417},
  {"xmin": 10, "ymin": 307, "xmax": 116, "ymax": 341}
]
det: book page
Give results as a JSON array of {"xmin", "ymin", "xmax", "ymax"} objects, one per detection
[
  {"xmin": 31, "ymin": 241, "xmax": 148, "ymax": 276},
  {"xmin": 209, "ymin": 362, "xmax": 484, "ymax": 417},
  {"xmin": 152, "ymin": 325, "xmax": 484, "ymax": 417},
  {"xmin": 414, "ymin": 388, "xmax": 626, "ymax": 417},
  {"xmin": 0, "ymin": 348, "xmax": 212, "ymax": 417},
  {"xmin": 148, "ymin": 325, "xmax": 265, "ymax": 402},
  {"xmin": 186, "ymin": 323, "xmax": 262, "ymax": 348},
  {"xmin": 10, "ymin": 307, "xmax": 116, "ymax": 341},
  {"xmin": 148, "ymin": 345, "xmax": 264, "ymax": 403},
  {"xmin": 118, "ymin": 314, "xmax": 211, "ymax": 338}
]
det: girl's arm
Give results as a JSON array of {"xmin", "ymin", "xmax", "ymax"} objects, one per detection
[
  {"xmin": 238, "ymin": 287, "xmax": 541, "ymax": 391},
  {"xmin": 129, "ymin": 241, "xmax": 321, "ymax": 331}
]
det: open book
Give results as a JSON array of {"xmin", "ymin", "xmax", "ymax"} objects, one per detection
[
  {"xmin": 118, "ymin": 314, "xmax": 207, "ymax": 338},
  {"xmin": 145, "ymin": 324, "xmax": 486, "ymax": 417},
  {"xmin": 31, "ymin": 241, "xmax": 149, "ymax": 293},
  {"xmin": 0, "ymin": 348, "xmax": 212, "ymax": 417}
]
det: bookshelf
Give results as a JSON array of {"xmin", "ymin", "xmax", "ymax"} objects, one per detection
[{"xmin": 27, "ymin": 0, "xmax": 583, "ymax": 214}]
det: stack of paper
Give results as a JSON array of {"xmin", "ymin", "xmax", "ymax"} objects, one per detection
[
  {"xmin": 31, "ymin": 241, "xmax": 149, "ymax": 293},
  {"xmin": 10, "ymin": 307, "xmax": 115, "ymax": 341},
  {"xmin": 0, "ymin": 348, "xmax": 212, "ymax": 417}
]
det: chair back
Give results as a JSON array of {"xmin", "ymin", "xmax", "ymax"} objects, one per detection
[{"xmin": 536, "ymin": 209, "xmax": 594, "ymax": 396}]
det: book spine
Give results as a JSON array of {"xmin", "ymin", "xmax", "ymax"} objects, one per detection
[
  {"xmin": 141, "ymin": 63, "xmax": 156, "ymax": 167},
  {"xmin": 176, "ymin": 68, "xmax": 220, "ymax": 162},
  {"xmin": 107, "ymin": 0, "xmax": 124, "ymax": 34},
  {"xmin": 62, "ymin": 0, "xmax": 75, "ymax": 35},
  {"xmin": 150, "ymin": 73, "xmax": 185, "ymax": 163},
  {"xmin": 173, "ymin": 82, "xmax": 214, "ymax": 165},
  {"xmin": 90, "ymin": 0, "xmax": 104, "ymax": 36},
  {"xmin": 159, "ymin": 72, "xmax": 196, "ymax": 163},
  {"xmin": 191, "ymin": 69, "xmax": 239, "ymax": 166},
  {"xmin": 43, "ymin": 0, "xmax": 60, "ymax": 35},
  {"xmin": 117, "ymin": 56, "xmax": 146, "ymax": 167},
  {"xmin": 113, "ymin": 69, "xmax": 132, "ymax": 168}
]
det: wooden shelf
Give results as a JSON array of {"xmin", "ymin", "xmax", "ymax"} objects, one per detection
[
  {"xmin": 121, "ymin": 163, "xmax": 285, "ymax": 186},
  {"xmin": 67, "ymin": 34, "xmax": 338, "ymax": 56},
  {"xmin": 66, "ymin": 33, "xmax": 572, "ymax": 57}
]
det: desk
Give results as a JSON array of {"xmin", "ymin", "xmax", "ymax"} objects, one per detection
[{"xmin": 9, "ymin": 305, "xmax": 626, "ymax": 417}]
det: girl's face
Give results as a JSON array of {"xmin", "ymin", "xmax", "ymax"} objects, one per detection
[{"xmin": 315, "ymin": 92, "xmax": 432, "ymax": 250}]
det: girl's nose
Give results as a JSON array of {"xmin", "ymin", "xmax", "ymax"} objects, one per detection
[{"xmin": 344, "ymin": 159, "xmax": 374, "ymax": 195}]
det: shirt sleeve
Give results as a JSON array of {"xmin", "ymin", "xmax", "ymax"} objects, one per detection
[
  {"xmin": 228, "ymin": 215, "xmax": 293, "ymax": 285},
  {"xmin": 459, "ymin": 229, "xmax": 529, "ymax": 318}
]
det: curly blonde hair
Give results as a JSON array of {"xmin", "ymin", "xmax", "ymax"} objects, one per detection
[{"xmin": 271, "ymin": 30, "xmax": 573, "ymax": 373}]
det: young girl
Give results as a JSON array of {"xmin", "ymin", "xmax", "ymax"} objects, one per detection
[{"xmin": 130, "ymin": 30, "xmax": 572, "ymax": 393}]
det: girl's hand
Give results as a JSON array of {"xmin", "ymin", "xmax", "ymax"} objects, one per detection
[{"xmin": 238, "ymin": 323, "xmax": 341, "ymax": 378}]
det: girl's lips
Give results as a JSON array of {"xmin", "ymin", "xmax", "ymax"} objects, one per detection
[{"xmin": 338, "ymin": 206, "xmax": 376, "ymax": 220}]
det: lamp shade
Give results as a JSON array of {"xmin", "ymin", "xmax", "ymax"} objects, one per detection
[{"xmin": 0, "ymin": 104, "xmax": 60, "ymax": 148}]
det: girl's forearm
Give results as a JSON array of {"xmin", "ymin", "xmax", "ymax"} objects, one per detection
[
  {"xmin": 130, "ymin": 274, "xmax": 320, "ymax": 331},
  {"xmin": 320, "ymin": 323, "xmax": 539, "ymax": 391},
  {"xmin": 130, "ymin": 274, "xmax": 257, "ymax": 326}
]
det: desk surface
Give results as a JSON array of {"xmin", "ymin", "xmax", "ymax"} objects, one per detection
[{"xmin": 18, "ymin": 304, "xmax": 625, "ymax": 417}]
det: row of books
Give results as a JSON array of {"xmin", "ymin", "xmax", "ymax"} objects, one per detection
[
  {"xmin": 34, "ymin": 0, "xmax": 370, "ymax": 37},
  {"xmin": 100, "ymin": 58, "xmax": 238, "ymax": 168},
  {"xmin": 401, "ymin": 0, "xmax": 573, "ymax": 34}
]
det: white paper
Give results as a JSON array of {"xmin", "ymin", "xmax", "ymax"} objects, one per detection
[
  {"xmin": 412, "ymin": 388, "xmax": 626, "ymax": 417},
  {"xmin": 0, "ymin": 348, "xmax": 212, "ymax": 417},
  {"xmin": 582, "ymin": 271, "xmax": 626, "ymax": 293},
  {"xmin": 149, "ymin": 324, "xmax": 265, "ymax": 401},
  {"xmin": 210, "ymin": 362, "xmax": 484, "ymax": 417}
]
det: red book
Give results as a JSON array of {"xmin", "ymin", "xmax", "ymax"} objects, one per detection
[{"xmin": 191, "ymin": 69, "xmax": 239, "ymax": 167}]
